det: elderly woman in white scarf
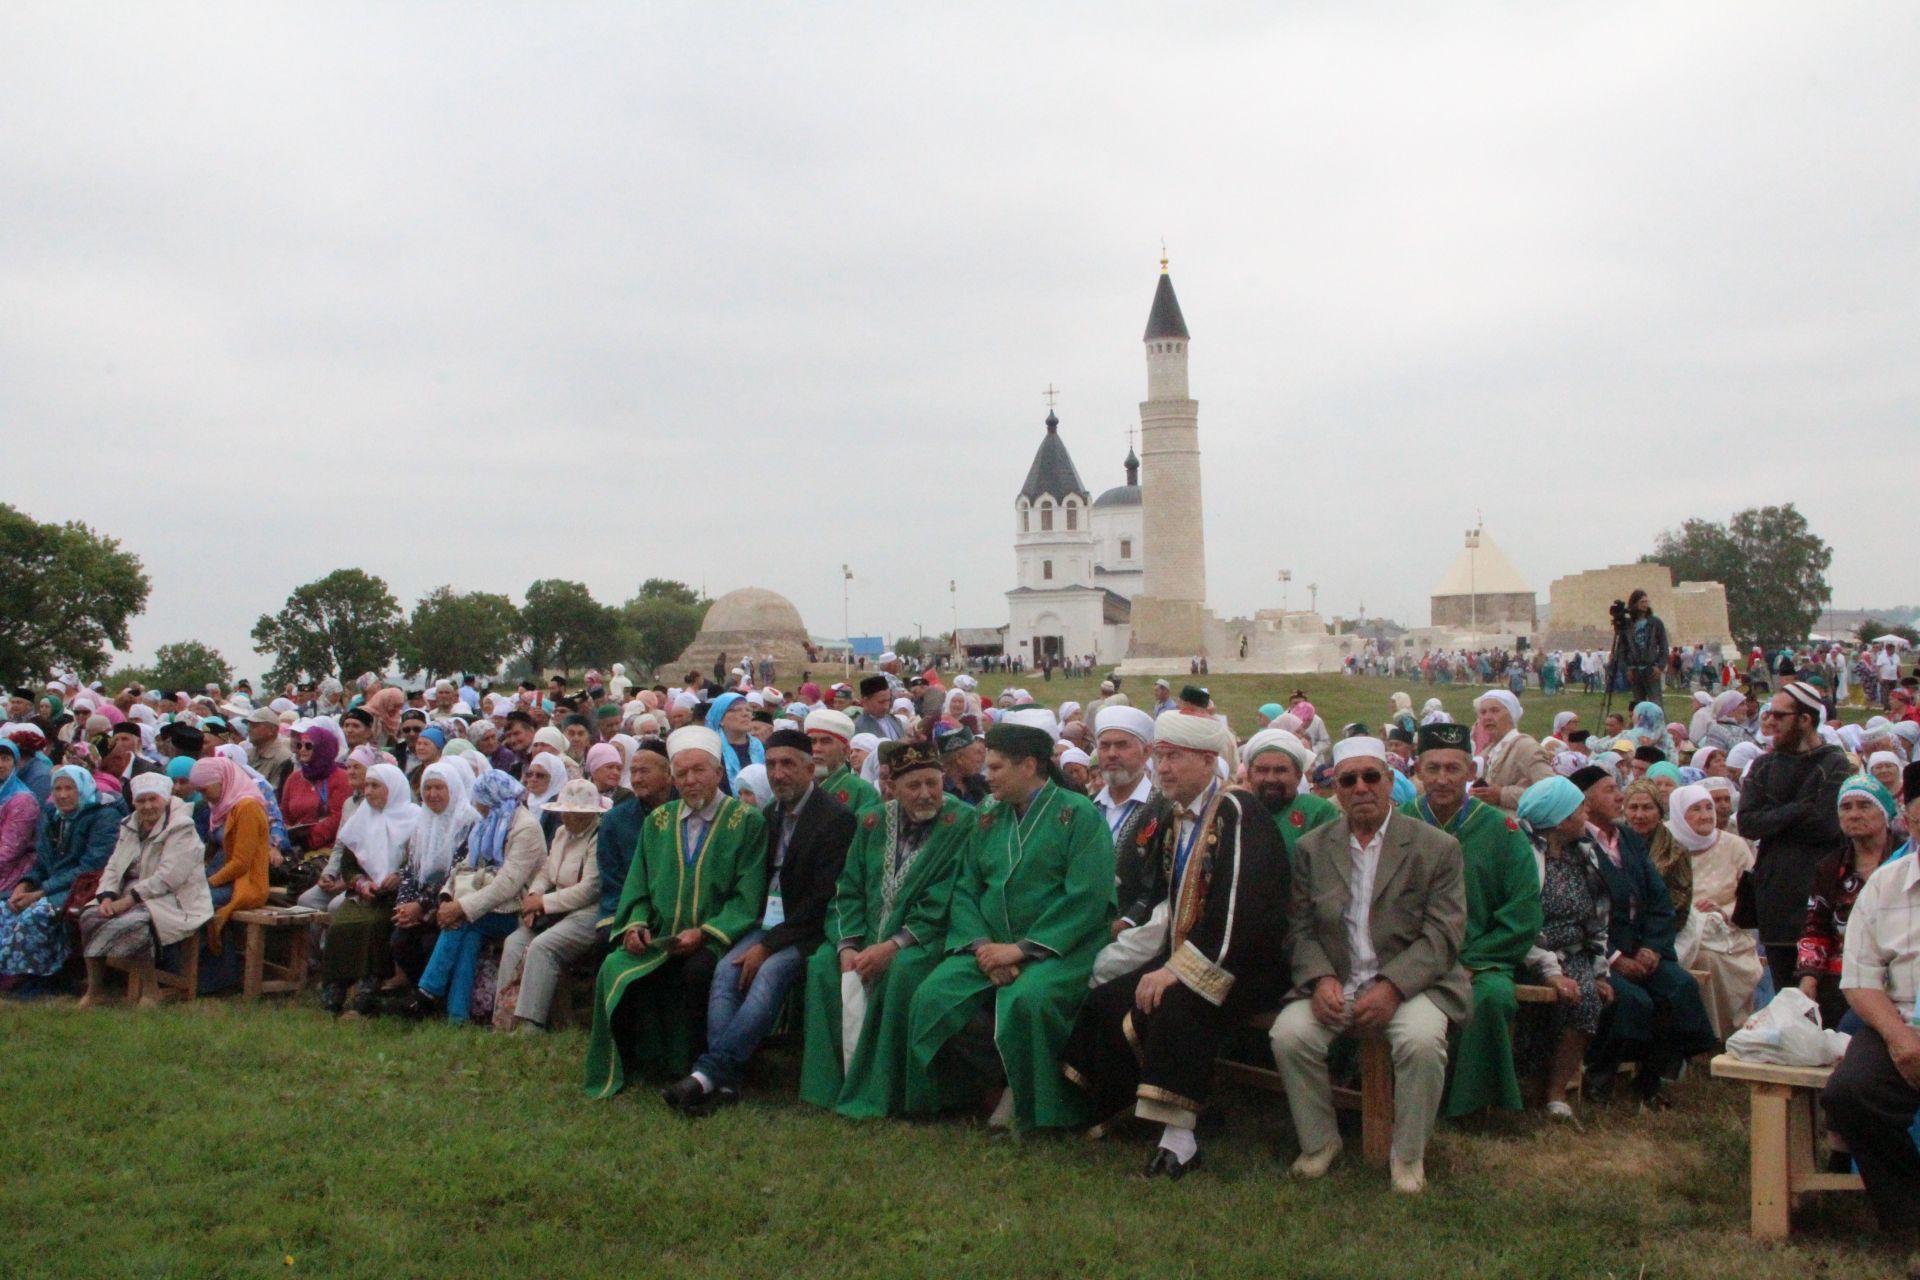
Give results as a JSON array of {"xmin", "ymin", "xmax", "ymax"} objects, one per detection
[
  {"xmin": 1663, "ymin": 783, "xmax": 1761, "ymax": 1038},
  {"xmin": 388, "ymin": 759, "xmax": 480, "ymax": 994},
  {"xmin": 319, "ymin": 762, "xmax": 420, "ymax": 1016},
  {"xmin": 521, "ymin": 753, "xmax": 568, "ymax": 840}
]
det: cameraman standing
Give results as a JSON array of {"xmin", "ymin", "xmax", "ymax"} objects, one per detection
[{"xmin": 1613, "ymin": 589, "xmax": 1669, "ymax": 705}]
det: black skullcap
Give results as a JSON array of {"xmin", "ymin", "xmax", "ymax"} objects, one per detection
[
  {"xmin": 1179, "ymin": 685, "xmax": 1210, "ymax": 708},
  {"xmin": 505, "ymin": 709, "xmax": 537, "ymax": 728},
  {"xmin": 1568, "ymin": 765, "xmax": 1608, "ymax": 793},
  {"xmin": 1633, "ymin": 744, "xmax": 1667, "ymax": 764},
  {"xmin": 1416, "ymin": 722, "xmax": 1471, "ymax": 755},
  {"xmin": 764, "ymin": 729, "xmax": 812, "ymax": 756},
  {"xmin": 170, "ymin": 724, "xmax": 205, "ymax": 755},
  {"xmin": 858, "ymin": 675, "xmax": 889, "ymax": 698},
  {"xmin": 637, "ymin": 739, "xmax": 669, "ymax": 758},
  {"xmin": 342, "ymin": 707, "xmax": 374, "ymax": 727},
  {"xmin": 890, "ymin": 739, "xmax": 941, "ymax": 776}
]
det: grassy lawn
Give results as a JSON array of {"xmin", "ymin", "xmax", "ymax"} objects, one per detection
[{"xmin": 2, "ymin": 997, "xmax": 1904, "ymax": 1280}]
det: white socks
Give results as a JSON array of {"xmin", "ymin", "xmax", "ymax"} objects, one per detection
[
  {"xmin": 1157, "ymin": 1125, "xmax": 1197, "ymax": 1162},
  {"xmin": 988, "ymin": 1087, "xmax": 1015, "ymax": 1128},
  {"xmin": 691, "ymin": 1070, "xmax": 714, "ymax": 1094}
]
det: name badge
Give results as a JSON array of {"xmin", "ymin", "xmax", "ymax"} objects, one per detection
[{"xmin": 761, "ymin": 892, "xmax": 785, "ymax": 929}]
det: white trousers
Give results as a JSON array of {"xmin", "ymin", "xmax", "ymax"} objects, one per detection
[{"xmin": 1270, "ymin": 992, "xmax": 1449, "ymax": 1164}]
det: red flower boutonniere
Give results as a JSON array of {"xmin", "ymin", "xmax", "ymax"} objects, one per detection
[
  {"xmin": 1290, "ymin": 810, "xmax": 1306, "ymax": 829},
  {"xmin": 1138, "ymin": 817, "xmax": 1159, "ymax": 845}
]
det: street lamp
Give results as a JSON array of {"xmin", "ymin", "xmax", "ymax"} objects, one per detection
[
  {"xmin": 1278, "ymin": 569, "xmax": 1291, "ymax": 615},
  {"xmin": 949, "ymin": 579, "xmax": 958, "ymax": 653},
  {"xmin": 1308, "ymin": 582, "xmax": 1319, "ymax": 617},
  {"xmin": 1464, "ymin": 524, "xmax": 1482, "ymax": 650},
  {"xmin": 841, "ymin": 564, "xmax": 852, "ymax": 678}
]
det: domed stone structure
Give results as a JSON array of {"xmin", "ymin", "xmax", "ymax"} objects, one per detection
[{"xmin": 668, "ymin": 587, "xmax": 817, "ymax": 682}]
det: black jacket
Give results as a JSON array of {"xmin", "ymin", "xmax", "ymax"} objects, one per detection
[
  {"xmin": 1738, "ymin": 743, "xmax": 1854, "ymax": 947},
  {"xmin": 759, "ymin": 787, "xmax": 855, "ymax": 955}
]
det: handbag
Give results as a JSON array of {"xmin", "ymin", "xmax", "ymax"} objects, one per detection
[
  {"xmin": 1731, "ymin": 870, "xmax": 1758, "ymax": 930},
  {"xmin": 448, "ymin": 865, "xmax": 496, "ymax": 902},
  {"xmin": 62, "ymin": 871, "xmax": 104, "ymax": 923}
]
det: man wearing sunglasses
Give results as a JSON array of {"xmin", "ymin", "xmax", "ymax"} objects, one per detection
[
  {"xmin": 1737, "ymin": 681, "xmax": 1853, "ymax": 990},
  {"xmin": 1270, "ymin": 736, "xmax": 1468, "ymax": 1195}
]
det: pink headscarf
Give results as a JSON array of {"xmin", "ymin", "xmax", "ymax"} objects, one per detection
[
  {"xmin": 189, "ymin": 755, "xmax": 260, "ymax": 829},
  {"xmin": 584, "ymin": 743, "xmax": 622, "ymax": 781},
  {"xmin": 365, "ymin": 688, "xmax": 405, "ymax": 736}
]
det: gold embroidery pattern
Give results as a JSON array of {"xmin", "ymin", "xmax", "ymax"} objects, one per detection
[{"xmin": 1168, "ymin": 940, "xmax": 1234, "ymax": 1006}]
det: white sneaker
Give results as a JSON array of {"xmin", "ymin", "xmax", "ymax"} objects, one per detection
[
  {"xmin": 1545, "ymin": 1100, "xmax": 1575, "ymax": 1121},
  {"xmin": 987, "ymin": 1087, "xmax": 1015, "ymax": 1129},
  {"xmin": 1290, "ymin": 1140, "xmax": 1343, "ymax": 1179},
  {"xmin": 1390, "ymin": 1155, "xmax": 1426, "ymax": 1194}
]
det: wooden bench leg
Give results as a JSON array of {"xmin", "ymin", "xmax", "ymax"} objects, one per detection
[
  {"xmin": 1749, "ymin": 1083, "xmax": 1792, "ymax": 1240},
  {"xmin": 1360, "ymin": 1037, "xmax": 1394, "ymax": 1168},
  {"xmin": 242, "ymin": 922, "xmax": 265, "ymax": 1000},
  {"xmin": 286, "ymin": 925, "xmax": 311, "ymax": 992}
]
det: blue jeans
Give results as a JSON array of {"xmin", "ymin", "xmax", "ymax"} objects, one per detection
[
  {"xmin": 419, "ymin": 912, "xmax": 517, "ymax": 1021},
  {"xmin": 694, "ymin": 930, "xmax": 809, "ymax": 1090}
]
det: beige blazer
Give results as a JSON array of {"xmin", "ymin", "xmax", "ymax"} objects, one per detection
[
  {"xmin": 529, "ymin": 821, "xmax": 602, "ymax": 917},
  {"xmin": 454, "ymin": 808, "xmax": 546, "ymax": 920},
  {"xmin": 1481, "ymin": 732, "xmax": 1553, "ymax": 810},
  {"xmin": 98, "ymin": 799, "xmax": 216, "ymax": 947},
  {"xmin": 1286, "ymin": 812, "xmax": 1472, "ymax": 1023}
]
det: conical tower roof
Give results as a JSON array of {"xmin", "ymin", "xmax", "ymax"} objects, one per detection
[
  {"xmin": 1018, "ymin": 411, "xmax": 1088, "ymax": 502},
  {"xmin": 1432, "ymin": 532, "xmax": 1532, "ymax": 597},
  {"xmin": 1143, "ymin": 271, "xmax": 1189, "ymax": 341}
]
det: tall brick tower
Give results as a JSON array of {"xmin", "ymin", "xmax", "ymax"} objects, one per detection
[{"xmin": 1126, "ymin": 255, "xmax": 1211, "ymax": 657}]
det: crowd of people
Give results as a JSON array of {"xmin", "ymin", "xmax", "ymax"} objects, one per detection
[{"xmin": 3, "ymin": 653, "xmax": 1919, "ymax": 1243}]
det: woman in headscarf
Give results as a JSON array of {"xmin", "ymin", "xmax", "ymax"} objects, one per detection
[
  {"xmin": 0, "ymin": 739, "xmax": 41, "ymax": 896},
  {"xmin": 704, "ymin": 692, "xmax": 763, "ymax": 788},
  {"xmin": 1663, "ymin": 783, "xmax": 1761, "ymax": 1037},
  {"xmin": 521, "ymin": 754, "xmax": 567, "ymax": 841},
  {"xmin": 0, "ymin": 764, "xmax": 123, "ymax": 985},
  {"xmin": 319, "ymin": 762, "xmax": 421, "ymax": 1016},
  {"xmin": 1629, "ymin": 701, "xmax": 1668, "ymax": 752},
  {"xmin": 731, "ymin": 762, "xmax": 772, "ymax": 808},
  {"xmin": 1697, "ymin": 689, "xmax": 1758, "ymax": 756},
  {"xmin": 1514, "ymin": 777, "xmax": 1612, "ymax": 1120},
  {"xmin": 1622, "ymin": 778, "xmax": 1692, "ymax": 927},
  {"xmin": 496, "ymin": 778, "xmax": 604, "ymax": 1032},
  {"xmin": 404, "ymin": 769, "xmax": 545, "ymax": 1023},
  {"xmin": 214, "ymin": 743, "xmax": 293, "ymax": 857},
  {"xmin": 190, "ymin": 756, "xmax": 272, "ymax": 951},
  {"xmin": 75, "ymin": 772, "xmax": 214, "ymax": 1007},
  {"xmin": 389, "ymin": 759, "xmax": 478, "ymax": 993},
  {"xmin": 1419, "ymin": 698, "xmax": 1450, "ymax": 727},
  {"xmin": 584, "ymin": 742, "xmax": 628, "ymax": 806},
  {"xmin": 314, "ymin": 677, "xmax": 345, "ymax": 717},
  {"xmin": 1387, "ymin": 692, "xmax": 1417, "ymax": 738},
  {"xmin": 1686, "ymin": 691, "xmax": 1716, "ymax": 747},
  {"xmin": 1795, "ymin": 775, "xmax": 1898, "ymax": 1029},
  {"xmin": 362, "ymin": 687, "xmax": 406, "ymax": 747},
  {"xmin": 2, "ymin": 725, "xmax": 54, "ymax": 805},
  {"xmin": 281, "ymin": 725, "xmax": 348, "ymax": 862}
]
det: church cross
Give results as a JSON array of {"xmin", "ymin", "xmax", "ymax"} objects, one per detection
[{"xmin": 1043, "ymin": 384, "xmax": 1059, "ymax": 412}]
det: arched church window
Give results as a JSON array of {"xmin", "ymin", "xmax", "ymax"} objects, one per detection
[
  {"xmin": 1040, "ymin": 501, "xmax": 1053, "ymax": 532},
  {"xmin": 1065, "ymin": 502, "xmax": 1077, "ymax": 531}
]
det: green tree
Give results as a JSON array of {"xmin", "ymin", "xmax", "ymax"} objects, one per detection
[
  {"xmin": 618, "ymin": 580, "xmax": 710, "ymax": 673},
  {"xmin": 251, "ymin": 568, "xmax": 403, "ymax": 687},
  {"xmin": 150, "ymin": 640, "xmax": 235, "ymax": 694},
  {"xmin": 0, "ymin": 503, "xmax": 150, "ymax": 685},
  {"xmin": 1646, "ymin": 503, "xmax": 1831, "ymax": 649},
  {"xmin": 397, "ymin": 586, "xmax": 522, "ymax": 682},
  {"xmin": 1854, "ymin": 619, "xmax": 1920, "ymax": 650},
  {"xmin": 520, "ymin": 579, "xmax": 622, "ymax": 676}
]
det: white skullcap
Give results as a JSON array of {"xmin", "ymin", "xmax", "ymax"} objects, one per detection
[
  {"xmin": 954, "ymin": 674, "xmax": 977, "ymax": 692},
  {"xmin": 1001, "ymin": 707, "xmax": 1060, "ymax": 740},
  {"xmin": 805, "ymin": 708, "xmax": 856, "ymax": 743},
  {"xmin": 1331, "ymin": 736, "xmax": 1388, "ymax": 767},
  {"xmin": 1725, "ymin": 742, "xmax": 1763, "ymax": 772},
  {"xmin": 1093, "ymin": 705, "xmax": 1155, "ymax": 744},
  {"xmin": 1152, "ymin": 710, "xmax": 1238, "ymax": 773},
  {"xmin": 129, "ymin": 772, "xmax": 172, "ymax": 801},
  {"xmin": 665, "ymin": 725, "xmax": 723, "ymax": 763},
  {"xmin": 745, "ymin": 690, "xmax": 766, "ymax": 707},
  {"xmin": 671, "ymin": 691, "xmax": 699, "ymax": 712},
  {"xmin": 772, "ymin": 718, "xmax": 798, "ymax": 732},
  {"xmin": 1244, "ymin": 728, "xmax": 1314, "ymax": 774},
  {"xmin": 878, "ymin": 651, "xmax": 897, "ymax": 664},
  {"xmin": 1059, "ymin": 747, "xmax": 1091, "ymax": 769},
  {"xmin": 1702, "ymin": 776, "xmax": 1736, "ymax": 796},
  {"xmin": 1474, "ymin": 689, "xmax": 1523, "ymax": 726}
]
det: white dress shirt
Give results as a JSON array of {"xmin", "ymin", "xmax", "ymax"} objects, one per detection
[
  {"xmin": 1092, "ymin": 774, "xmax": 1153, "ymax": 841},
  {"xmin": 1841, "ymin": 853, "xmax": 1920, "ymax": 1020},
  {"xmin": 1343, "ymin": 814, "xmax": 1389, "ymax": 1000}
]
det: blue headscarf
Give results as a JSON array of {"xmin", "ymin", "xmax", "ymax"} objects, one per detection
[
  {"xmin": 0, "ymin": 740, "xmax": 29, "ymax": 807},
  {"xmin": 1390, "ymin": 767, "xmax": 1418, "ymax": 807},
  {"xmin": 1516, "ymin": 776, "xmax": 1584, "ymax": 834},
  {"xmin": 704, "ymin": 693, "xmax": 764, "ymax": 784},
  {"xmin": 420, "ymin": 726, "xmax": 447, "ymax": 750},
  {"xmin": 49, "ymin": 763, "xmax": 100, "ymax": 812},
  {"xmin": 165, "ymin": 755, "xmax": 197, "ymax": 781},
  {"xmin": 468, "ymin": 769, "xmax": 525, "ymax": 869},
  {"xmin": 1631, "ymin": 701, "xmax": 1666, "ymax": 746}
]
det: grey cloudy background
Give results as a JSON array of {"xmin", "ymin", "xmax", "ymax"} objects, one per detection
[{"xmin": 3, "ymin": 4, "xmax": 1914, "ymax": 677}]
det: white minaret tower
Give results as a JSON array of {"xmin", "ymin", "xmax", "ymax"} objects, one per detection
[{"xmin": 1137, "ymin": 255, "xmax": 1204, "ymax": 604}]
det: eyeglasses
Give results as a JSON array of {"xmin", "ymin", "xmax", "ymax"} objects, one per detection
[
  {"xmin": 295, "ymin": 742, "xmax": 314, "ymax": 752},
  {"xmin": 1335, "ymin": 768, "xmax": 1385, "ymax": 789}
]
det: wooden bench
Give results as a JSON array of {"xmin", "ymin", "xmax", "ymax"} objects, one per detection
[
  {"xmin": 106, "ymin": 930, "xmax": 201, "ymax": 1003},
  {"xmin": 1709, "ymin": 1054, "xmax": 1863, "ymax": 1239},
  {"xmin": 232, "ymin": 907, "xmax": 320, "ymax": 1000}
]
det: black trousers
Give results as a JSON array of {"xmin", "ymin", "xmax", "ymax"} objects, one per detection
[
  {"xmin": 1061, "ymin": 962, "xmax": 1240, "ymax": 1124},
  {"xmin": 1822, "ymin": 1021, "xmax": 1920, "ymax": 1238},
  {"xmin": 388, "ymin": 923, "xmax": 439, "ymax": 986},
  {"xmin": 609, "ymin": 947, "xmax": 719, "ymax": 1077}
]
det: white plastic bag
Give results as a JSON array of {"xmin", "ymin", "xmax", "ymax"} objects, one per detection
[{"xmin": 1725, "ymin": 986, "xmax": 1851, "ymax": 1067}]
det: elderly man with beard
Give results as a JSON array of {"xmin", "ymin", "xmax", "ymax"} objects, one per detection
[
  {"xmin": 1241, "ymin": 728, "xmax": 1338, "ymax": 859},
  {"xmin": 583, "ymin": 727, "xmax": 769, "ymax": 1100},
  {"xmin": 906, "ymin": 713, "xmax": 1115, "ymax": 1132},
  {"xmin": 1090, "ymin": 707, "xmax": 1170, "ymax": 936},
  {"xmin": 1402, "ymin": 722, "xmax": 1542, "ymax": 1119},
  {"xmin": 1063, "ymin": 711, "xmax": 1290, "ymax": 1178},
  {"xmin": 806, "ymin": 708, "xmax": 882, "ymax": 814},
  {"xmin": 800, "ymin": 740, "xmax": 974, "ymax": 1118},
  {"xmin": 664, "ymin": 730, "xmax": 853, "ymax": 1115},
  {"xmin": 1270, "ymin": 737, "xmax": 1469, "ymax": 1194}
]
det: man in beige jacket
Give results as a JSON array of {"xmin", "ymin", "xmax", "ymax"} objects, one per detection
[{"xmin": 1469, "ymin": 689, "xmax": 1552, "ymax": 811}]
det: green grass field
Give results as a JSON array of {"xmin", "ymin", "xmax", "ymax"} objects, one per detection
[{"xmin": 1, "ymin": 998, "xmax": 1904, "ymax": 1280}]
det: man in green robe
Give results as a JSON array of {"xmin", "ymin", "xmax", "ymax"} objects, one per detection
[
  {"xmin": 800, "ymin": 740, "xmax": 972, "ymax": 1117},
  {"xmin": 583, "ymin": 726, "xmax": 768, "ymax": 1100},
  {"xmin": 1400, "ymin": 722, "xmax": 1543, "ymax": 1117},
  {"xmin": 806, "ymin": 708, "xmax": 881, "ymax": 813},
  {"xmin": 905, "ymin": 714, "xmax": 1114, "ymax": 1132},
  {"xmin": 1242, "ymin": 727, "xmax": 1339, "ymax": 858}
]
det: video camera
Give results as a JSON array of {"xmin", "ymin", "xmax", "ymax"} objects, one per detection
[{"xmin": 1609, "ymin": 598, "xmax": 1631, "ymax": 631}]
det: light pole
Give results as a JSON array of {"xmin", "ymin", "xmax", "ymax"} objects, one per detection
[
  {"xmin": 1308, "ymin": 582, "xmax": 1319, "ymax": 617},
  {"xmin": 1278, "ymin": 569, "xmax": 1291, "ymax": 615},
  {"xmin": 1464, "ymin": 524, "xmax": 1481, "ymax": 650},
  {"xmin": 841, "ymin": 564, "xmax": 852, "ymax": 679},
  {"xmin": 949, "ymin": 579, "xmax": 958, "ymax": 654}
]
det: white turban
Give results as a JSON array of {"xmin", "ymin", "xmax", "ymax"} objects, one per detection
[
  {"xmin": 805, "ymin": 709, "xmax": 856, "ymax": 743},
  {"xmin": 1059, "ymin": 747, "xmax": 1092, "ymax": 769},
  {"xmin": 954, "ymin": 674, "xmax": 977, "ymax": 692},
  {"xmin": 671, "ymin": 691, "xmax": 699, "ymax": 712},
  {"xmin": 666, "ymin": 725, "xmax": 723, "ymax": 763},
  {"xmin": 1245, "ymin": 728, "xmax": 1314, "ymax": 774},
  {"xmin": 1093, "ymin": 705, "xmax": 1155, "ymax": 745},
  {"xmin": 1001, "ymin": 707, "xmax": 1060, "ymax": 740},
  {"xmin": 129, "ymin": 772, "xmax": 172, "ymax": 801},
  {"xmin": 1151, "ymin": 710, "xmax": 1238, "ymax": 773},
  {"xmin": 1474, "ymin": 689, "xmax": 1523, "ymax": 726},
  {"xmin": 1332, "ymin": 736, "xmax": 1388, "ymax": 767}
]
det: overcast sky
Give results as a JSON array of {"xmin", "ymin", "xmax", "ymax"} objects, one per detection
[{"xmin": 4, "ymin": 4, "xmax": 1914, "ymax": 678}]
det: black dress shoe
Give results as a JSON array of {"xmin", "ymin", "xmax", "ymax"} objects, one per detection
[
  {"xmin": 398, "ymin": 991, "xmax": 442, "ymax": 1022},
  {"xmin": 320, "ymin": 981, "xmax": 348, "ymax": 1015},
  {"xmin": 661, "ymin": 1076, "xmax": 711, "ymax": 1114},
  {"xmin": 1144, "ymin": 1148, "xmax": 1202, "ymax": 1180}
]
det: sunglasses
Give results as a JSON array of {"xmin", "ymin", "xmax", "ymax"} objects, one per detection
[
  {"xmin": 1334, "ymin": 768, "xmax": 1386, "ymax": 789},
  {"xmin": 295, "ymin": 742, "xmax": 315, "ymax": 752}
]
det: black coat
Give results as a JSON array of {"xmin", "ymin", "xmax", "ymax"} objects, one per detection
[
  {"xmin": 758, "ymin": 787, "xmax": 855, "ymax": 955},
  {"xmin": 1738, "ymin": 743, "xmax": 1853, "ymax": 947}
]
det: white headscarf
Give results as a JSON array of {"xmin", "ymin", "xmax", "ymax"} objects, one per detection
[
  {"xmin": 522, "ymin": 753, "xmax": 567, "ymax": 810},
  {"xmin": 335, "ymin": 761, "xmax": 421, "ymax": 881},
  {"xmin": 1665, "ymin": 783, "xmax": 1720, "ymax": 854},
  {"xmin": 406, "ymin": 759, "xmax": 479, "ymax": 887}
]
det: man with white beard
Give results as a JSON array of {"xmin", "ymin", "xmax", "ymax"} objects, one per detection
[{"xmin": 1089, "ymin": 707, "xmax": 1173, "ymax": 938}]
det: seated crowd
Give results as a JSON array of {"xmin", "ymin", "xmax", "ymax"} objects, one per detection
[{"xmin": 3, "ymin": 663, "xmax": 1918, "ymax": 1233}]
